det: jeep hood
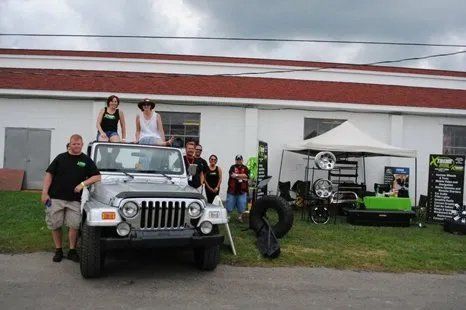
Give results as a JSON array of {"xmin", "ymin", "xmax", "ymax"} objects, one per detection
[{"xmin": 91, "ymin": 181, "xmax": 204, "ymax": 204}]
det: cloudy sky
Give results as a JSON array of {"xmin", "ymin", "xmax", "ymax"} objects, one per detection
[{"xmin": 0, "ymin": 0, "xmax": 465, "ymax": 71}]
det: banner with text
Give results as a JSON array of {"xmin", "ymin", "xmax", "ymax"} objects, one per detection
[
  {"xmin": 256, "ymin": 141, "xmax": 269, "ymax": 199},
  {"xmin": 427, "ymin": 154, "xmax": 465, "ymax": 222}
]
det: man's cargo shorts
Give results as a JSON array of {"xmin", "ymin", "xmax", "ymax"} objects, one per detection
[{"xmin": 45, "ymin": 199, "xmax": 81, "ymax": 230}]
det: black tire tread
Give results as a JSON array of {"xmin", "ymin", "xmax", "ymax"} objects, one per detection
[
  {"xmin": 249, "ymin": 195, "xmax": 294, "ymax": 238},
  {"xmin": 80, "ymin": 221, "xmax": 102, "ymax": 278},
  {"xmin": 194, "ymin": 245, "xmax": 220, "ymax": 271}
]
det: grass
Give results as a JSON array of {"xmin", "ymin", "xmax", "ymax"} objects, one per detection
[
  {"xmin": 1, "ymin": 191, "xmax": 465, "ymax": 273},
  {"xmin": 0, "ymin": 191, "xmax": 55, "ymax": 252},
  {"xmin": 222, "ymin": 214, "xmax": 466, "ymax": 273}
]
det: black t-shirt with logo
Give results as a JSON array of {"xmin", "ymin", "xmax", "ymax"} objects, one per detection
[
  {"xmin": 197, "ymin": 157, "xmax": 208, "ymax": 175},
  {"xmin": 46, "ymin": 152, "xmax": 100, "ymax": 201},
  {"xmin": 184, "ymin": 156, "xmax": 206, "ymax": 188},
  {"xmin": 100, "ymin": 108, "xmax": 120, "ymax": 132}
]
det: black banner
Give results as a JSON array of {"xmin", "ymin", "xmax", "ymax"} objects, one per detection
[
  {"xmin": 427, "ymin": 154, "xmax": 465, "ymax": 222},
  {"xmin": 256, "ymin": 141, "xmax": 268, "ymax": 199}
]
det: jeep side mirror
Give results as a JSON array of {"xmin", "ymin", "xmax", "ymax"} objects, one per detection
[{"xmin": 188, "ymin": 164, "xmax": 198, "ymax": 176}]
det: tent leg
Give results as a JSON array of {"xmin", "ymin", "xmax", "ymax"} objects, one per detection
[
  {"xmin": 302, "ymin": 150, "xmax": 311, "ymax": 221},
  {"xmin": 305, "ymin": 150, "xmax": 311, "ymax": 182},
  {"xmin": 276, "ymin": 150, "xmax": 285, "ymax": 195},
  {"xmin": 363, "ymin": 156, "xmax": 366, "ymax": 184}
]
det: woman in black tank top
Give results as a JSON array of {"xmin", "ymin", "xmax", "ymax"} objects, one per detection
[
  {"xmin": 96, "ymin": 95, "xmax": 127, "ymax": 142},
  {"xmin": 205, "ymin": 154, "xmax": 223, "ymax": 203}
]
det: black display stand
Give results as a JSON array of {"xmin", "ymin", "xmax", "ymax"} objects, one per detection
[{"xmin": 328, "ymin": 160, "xmax": 358, "ymax": 184}]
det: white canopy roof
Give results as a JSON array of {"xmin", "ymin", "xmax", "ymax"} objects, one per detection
[{"xmin": 284, "ymin": 121, "xmax": 417, "ymax": 158}]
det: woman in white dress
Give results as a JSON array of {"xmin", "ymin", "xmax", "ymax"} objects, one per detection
[{"xmin": 135, "ymin": 99, "xmax": 173, "ymax": 146}]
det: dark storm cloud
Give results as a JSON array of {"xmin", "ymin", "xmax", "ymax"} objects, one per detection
[
  {"xmin": 186, "ymin": 0, "xmax": 466, "ymax": 42},
  {"xmin": 183, "ymin": 0, "xmax": 466, "ymax": 69}
]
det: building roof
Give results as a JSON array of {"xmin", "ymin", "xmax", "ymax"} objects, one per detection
[
  {"xmin": 1, "ymin": 48, "xmax": 465, "ymax": 78},
  {"xmin": 0, "ymin": 48, "xmax": 465, "ymax": 110}
]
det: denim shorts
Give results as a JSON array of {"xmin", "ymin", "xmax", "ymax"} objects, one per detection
[
  {"xmin": 139, "ymin": 136, "xmax": 163, "ymax": 145},
  {"xmin": 226, "ymin": 193, "xmax": 247, "ymax": 213},
  {"xmin": 96, "ymin": 131, "xmax": 119, "ymax": 140}
]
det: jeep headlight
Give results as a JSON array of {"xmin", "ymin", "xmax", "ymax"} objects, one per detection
[
  {"xmin": 188, "ymin": 202, "xmax": 202, "ymax": 218},
  {"xmin": 199, "ymin": 221, "xmax": 213, "ymax": 235},
  {"xmin": 116, "ymin": 222, "xmax": 131, "ymax": 237},
  {"xmin": 120, "ymin": 201, "xmax": 139, "ymax": 219}
]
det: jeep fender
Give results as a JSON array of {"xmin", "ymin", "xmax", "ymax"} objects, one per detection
[
  {"xmin": 197, "ymin": 204, "xmax": 228, "ymax": 226},
  {"xmin": 83, "ymin": 199, "xmax": 122, "ymax": 226}
]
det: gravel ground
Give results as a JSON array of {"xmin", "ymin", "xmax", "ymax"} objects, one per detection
[{"xmin": 1, "ymin": 251, "xmax": 465, "ymax": 309}]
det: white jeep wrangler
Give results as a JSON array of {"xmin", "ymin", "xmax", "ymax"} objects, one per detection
[{"xmin": 79, "ymin": 142, "xmax": 228, "ymax": 278}]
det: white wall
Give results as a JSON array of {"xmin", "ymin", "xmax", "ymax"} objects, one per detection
[
  {"xmin": 0, "ymin": 98, "xmax": 95, "ymax": 167},
  {"xmin": 153, "ymin": 102, "xmax": 246, "ymax": 198},
  {"xmin": 1, "ymin": 97, "xmax": 465, "ymax": 203},
  {"xmin": 0, "ymin": 98, "xmax": 246, "ymax": 198},
  {"xmin": 401, "ymin": 114, "xmax": 466, "ymax": 202}
]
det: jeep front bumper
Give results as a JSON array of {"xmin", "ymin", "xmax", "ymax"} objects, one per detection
[{"xmin": 101, "ymin": 229, "xmax": 224, "ymax": 249}]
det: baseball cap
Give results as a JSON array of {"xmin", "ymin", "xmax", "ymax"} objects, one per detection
[{"xmin": 235, "ymin": 154, "xmax": 243, "ymax": 160}]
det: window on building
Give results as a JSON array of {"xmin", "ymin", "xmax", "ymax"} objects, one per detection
[
  {"xmin": 443, "ymin": 125, "xmax": 466, "ymax": 155},
  {"xmin": 160, "ymin": 112, "xmax": 201, "ymax": 148},
  {"xmin": 304, "ymin": 118, "xmax": 345, "ymax": 139}
]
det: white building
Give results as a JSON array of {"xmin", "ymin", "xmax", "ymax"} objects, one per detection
[{"xmin": 0, "ymin": 48, "xmax": 465, "ymax": 202}]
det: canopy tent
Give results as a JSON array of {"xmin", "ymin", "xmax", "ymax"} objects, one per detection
[
  {"xmin": 278, "ymin": 121, "xmax": 418, "ymax": 204},
  {"xmin": 284, "ymin": 121, "xmax": 417, "ymax": 158}
]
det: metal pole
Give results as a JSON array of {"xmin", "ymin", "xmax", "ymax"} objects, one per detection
[
  {"xmin": 414, "ymin": 157, "xmax": 418, "ymax": 206},
  {"xmin": 276, "ymin": 149, "xmax": 285, "ymax": 195}
]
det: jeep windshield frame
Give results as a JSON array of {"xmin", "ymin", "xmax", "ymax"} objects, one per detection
[{"xmin": 93, "ymin": 143, "xmax": 185, "ymax": 176}]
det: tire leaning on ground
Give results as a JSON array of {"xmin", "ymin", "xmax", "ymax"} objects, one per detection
[
  {"xmin": 79, "ymin": 220, "xmax": 103, "ymax": 278},
  {"xmin": 249, "ymin": 195, "xmax": 294, "ymax": 239},
  {"xmin": 193, "ymin": 245, "xmax": 220, "ymax": 271}
]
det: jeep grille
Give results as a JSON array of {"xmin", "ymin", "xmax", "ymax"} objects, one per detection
[{"xmin": 140, "ymin": 200, "xmax": 188, "ymax": 229}]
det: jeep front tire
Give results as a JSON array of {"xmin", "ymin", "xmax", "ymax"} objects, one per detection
[
  {"xmin": 80, "ymin": 221, "xmax": 103, "ymax": 278},
  {"xmin": 193, "ymin": 245, "xmax": 220, "ymax": 271}
]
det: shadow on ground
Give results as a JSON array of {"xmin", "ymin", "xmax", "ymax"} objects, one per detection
[{"xmin": 100, "ymin": 248, "xmax": 204, "ymax": 278}]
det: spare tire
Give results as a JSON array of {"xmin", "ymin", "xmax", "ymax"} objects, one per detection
[{"xmin": 249, "ymin": 196, "xmax": 294, "ymax": 238}]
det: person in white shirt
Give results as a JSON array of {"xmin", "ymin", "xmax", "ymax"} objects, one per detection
[{"xmin": 135, "ymin": 99, "xmax": 174, "ymax": 146}]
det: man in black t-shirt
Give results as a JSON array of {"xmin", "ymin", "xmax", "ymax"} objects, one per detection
[
  {"xmin": 183, "ymin": 141, "xmax": 204, "ymax": 190},
  {"xmin": 41, "ymin": 134, "xmax": 101, "ymax": 263},
  {"xmin": 194, "ymin": 144, "xmax": 208, "ymax": 192}
]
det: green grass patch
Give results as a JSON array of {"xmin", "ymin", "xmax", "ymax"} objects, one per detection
[
  {"xmin": 0, "ymin": 191, "xmax": 53, "ymax": 252},
  {"xmin": 1, "ymin": 191, "xmax": 465, "ymax": 273},
  {"xmin": 221, "ymin": 213, "xmax": 466, "ymax": 273}
]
